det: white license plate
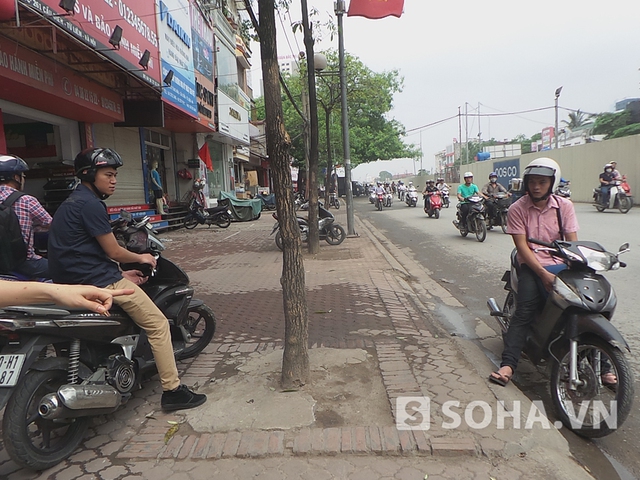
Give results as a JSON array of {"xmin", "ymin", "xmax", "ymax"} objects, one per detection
[{"xmin": 0, "ymin": 354, "xmax": 25, "ymax": 387}]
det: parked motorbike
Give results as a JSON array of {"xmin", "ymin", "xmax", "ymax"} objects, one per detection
[
  {"xmin": 487, "ymin": 238, "xmax": 633, "ymax": 438},
  {"xmin": 328, "ymin": 192, "xmax": 341, "ymax": 209},
  {"xmin": 453, "ymin": 194, "xmax": 487, "ymax": 242},
  {"xmin": 271, "ymin": 205, "xmax": 346, "ymax": 250},
  {"xmin": 405, "ymin": 188, "xmax": 419, "ymax": 207},
  {"xmin": 183, "ymin": 198, "xmax": 233, "ymax": 229},
  {"xmin": 375, "ymin": 192, "xmax": 384, "ymax": 211},
  {"xmin": 423, "ymin": 191, "xmax": 442, "ymax": 219},
  {"xmin": 0, "ymin": 211, "xmax": 216, "ymax": 470},
  {"xmin": 593, "ymin": 179, "xmax": 633, "ymax": 214},
  {"xmin": 257, "ymin": 193, "xmax": 276, "ymax": 211},
  {"xmin": 486, "ymin": 192, "xmax": 511, "ymax": 234}
]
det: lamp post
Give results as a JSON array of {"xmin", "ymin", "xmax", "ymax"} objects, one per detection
[
  {"xmin": 334, "ymin": 0, "xmax": 355, "ymax": 236},
  {"xmin": 554, "ymin": 86, "xmax": 563, "ymax": 149}
]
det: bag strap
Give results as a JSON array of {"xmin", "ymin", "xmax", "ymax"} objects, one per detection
[
  {"xmin": 2, "ymin": 190, "xmax": 25, "ymax": 208},
  {"xmin": 553, "ymin": 194, "xmax": 565, "ymax": 241}
]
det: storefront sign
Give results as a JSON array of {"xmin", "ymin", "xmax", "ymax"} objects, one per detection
[
  {"xmin": 0, "ymin": 37, "xmax": 124, "ymax": 122},
  {"xmin": 21, "ymin": 0, "xmax": 161, "ymax": 86},
  {"xmin": 191, "ymin": 0, "xmax": 215, "ymax": 130},
  {"xmin": 217, "ymin": 90, "xmax": 250, "ymax": 144},
  {"xmin": 156, "ymin": 0, "xmax": 197, "ymax": 117}
]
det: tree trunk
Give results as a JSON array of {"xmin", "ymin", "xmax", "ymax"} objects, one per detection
[
  {"xmin": 301, "ymin": 0, "xmax": 320, "ymax": 254},
  {"xmin": 254, "ymin": 0, "xmax": 309, "ymax": 388}
]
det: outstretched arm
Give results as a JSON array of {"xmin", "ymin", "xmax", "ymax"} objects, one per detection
[{"xmin": 0, "ymin": 281, "xmax": 134, "ymax": 315}]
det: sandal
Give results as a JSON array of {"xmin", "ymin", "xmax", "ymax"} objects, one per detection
[{"xmin": 489, "ymin": 366, "xmax": 513, "ymax": 387}]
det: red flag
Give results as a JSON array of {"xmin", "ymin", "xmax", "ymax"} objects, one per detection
[
  {"xmin": 198, "ymin": 143, "xmax": 213, "ymax": 171},
  {"xmin": 347, "ymin": 0, "xmax": 404, "ymax": 19}
]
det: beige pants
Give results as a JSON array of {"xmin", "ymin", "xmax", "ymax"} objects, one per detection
[{"xmin": 107, "ymin": 278, "xmax": 180, "ymax": 391}]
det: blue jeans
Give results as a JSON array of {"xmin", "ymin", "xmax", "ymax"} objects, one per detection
[
  {"xmin": 13, "ymin": 257, "xmax": 49, "ymax": 280},
  {"xmin": 500, "ymin": 263, "xmax": 565, "ymax": 372},
  {"xmin": 600, "ymin": 185, "xmax": 612, "ymax": 205}
]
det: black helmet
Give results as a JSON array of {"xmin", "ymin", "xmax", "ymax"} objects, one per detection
[
  {"xmin": 0, "ymin": 154, "xmax": 29, "ymax": 183},
  {"xmin": 74, "ymin": 148, "xmax": 123, "ymax": 182}
]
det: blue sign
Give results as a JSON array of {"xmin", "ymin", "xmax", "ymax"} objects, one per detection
[{"xmin": 493, "ymin": 158, "xmax": 520, "ymax": 189}]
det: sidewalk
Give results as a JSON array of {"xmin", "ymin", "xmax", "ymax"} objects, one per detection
[{"xmin": 0, "ymin": 208, "xmax": 594, "ymax": 480}]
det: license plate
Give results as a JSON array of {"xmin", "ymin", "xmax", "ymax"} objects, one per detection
[{"xmin": 0, "ymin": 354, "xmax": 25, "ymax": 387}]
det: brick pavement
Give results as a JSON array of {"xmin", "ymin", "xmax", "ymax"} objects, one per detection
[{"xmin": 0, "ymin": 208, "xmax": 594, "ymax": 479}]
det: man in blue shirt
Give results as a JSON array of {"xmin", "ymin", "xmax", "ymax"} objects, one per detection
[{"xmin": 48, "ymin": 148, "xmax": 206, "ymax": 412}]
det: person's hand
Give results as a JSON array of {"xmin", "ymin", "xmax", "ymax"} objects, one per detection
[
  {"xmin": 50, "ymin": 285, "xmax": 134, "ymax": 316},
  {"xmin": 122, "ymin": 269, "xmax": 149, "ymax": 286},
  {"xmin": 138, "ymin": 253, "xmax": 157, "ymax": 268},
  {"xmin": 541, "ymin": 270, "xmax": 556, "ymax": 292}
]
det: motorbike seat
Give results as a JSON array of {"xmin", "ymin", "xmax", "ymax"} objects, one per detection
[{"xmin": 510, "ymin": 249, "xmax": 521, "ymax": 274}]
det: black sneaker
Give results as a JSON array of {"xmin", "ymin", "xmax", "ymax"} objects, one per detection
[{"xmin": 161, "ymin": 385, "xmax": 207, "ymax": 412}]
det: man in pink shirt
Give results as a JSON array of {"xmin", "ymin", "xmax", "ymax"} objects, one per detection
[{"xmin": 489, "ymin": 158, "xmax": 579, "ymax": 386}]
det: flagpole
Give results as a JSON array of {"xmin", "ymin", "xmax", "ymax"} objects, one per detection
[{"xmin": 335, "ymin": 0, "xmax": 355, "ymax": 236}]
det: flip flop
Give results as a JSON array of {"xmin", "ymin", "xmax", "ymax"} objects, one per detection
[
  {"xmin": 601, "ymin": 372, "xmax": 617, "ymax": 386},
  {"xmin": 489, "ymin": 367, "xmax": 513, "ymax": 387}
]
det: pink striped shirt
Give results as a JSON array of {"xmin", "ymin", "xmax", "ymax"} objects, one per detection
[{"xmin": 507, "ymin": 194, "xmax": 579, "ymax": 267}]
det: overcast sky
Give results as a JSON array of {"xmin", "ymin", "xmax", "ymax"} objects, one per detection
[{"xmin": 250, "ymin": 1, "xmax": 640, "ymax": 181}]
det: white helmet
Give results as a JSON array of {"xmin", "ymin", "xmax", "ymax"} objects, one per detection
[
  {"xmin": 463, "ymin": 172, "xmax": 473, "ymax": 178},
  {"xmin": 522, "ymin": 157, "xmax": 561, "ymax": 201},
  {"xmin": 408, "ymin": 181, "xmax": 413, "ymax": 186}
]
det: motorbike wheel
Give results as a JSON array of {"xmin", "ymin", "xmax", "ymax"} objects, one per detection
[
  {"xmin": 335, "ymin": 199, "xmax": 341, "ymax": 209},
  {"xmin": 434, "ymin": 209, "xmax": 440, "ymax": 219},
  {"xmin": 275, "ymin": 231, "xmax": 284, "ymax": 251},
  {"xmin": 3, "ymin": 369, "xmax": 90, "ymax": 470},
  {"xmin": 377, "ymin": 201, "xmax": 382, "ymax": 211},
  {"xmin": 183, "ymin": 214, "xmax": 199, "ymax": 230},
  {"xmin": 618, "ymin": 196, "xmax": 632, "ymax": 214},
  {"xmin": 459, "ymin": 225, "xmax": 468, "ymax": 237},
  {"xmin": 500, "ymin": 212, "xmax": 508, "ymax": 234},
  {"xmin": 176, "ymin": 304, "xmax": 217, "ymax": 360},
  {"xmin": 550, "ymin": 337, "xmax": 634, "ymax": 438},
  {"xmin": 325, "ymin": 224, "xmax": 346, "ymax": 245},
  {"xmin": 216, "ymin": 213, "xmax": 232, "ymax": 228},
  {"xmin": 475, "ymin": 218, "xmax": 487, "ymax": 242}
]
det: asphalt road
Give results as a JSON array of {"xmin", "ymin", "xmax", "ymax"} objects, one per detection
[{"xmin": 354, "ymin": 194, "xmax": 640, "ymax": 480}]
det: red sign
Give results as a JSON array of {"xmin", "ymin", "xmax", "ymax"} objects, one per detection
[
  {"xmin": 22, "ymin": 0, "xmax": 161, "ymax": 86},
  {"xmin": 347, "ymin": 0, "xmax": 404, "ymax": 19},
  {"xmin": 0, "ymin": 37, "xmax": 124, "ymax": 122}
]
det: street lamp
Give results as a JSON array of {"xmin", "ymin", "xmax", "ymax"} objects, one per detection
[{"xmin": 554, "ymin": 86, "xmax": 563, "ymax": 149}]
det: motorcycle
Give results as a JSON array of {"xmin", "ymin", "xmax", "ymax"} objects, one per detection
[
  {"xmin": 593, "ymin": 179, "xmax": 633, "ymax": 214},
  {"xmin": 486, "ymin": 192, "xmax": 511, "ymax": 234},
  {"xmin": 375, "ymin": 192, "xmax": 384, "ymax": 211},
  {"xmin": 423, "ymin": 191, "xmax": 442, "ymax": 219},
  {"xmin": 257, "ymin": 193, "xmax": 277, "ymax": 211},
  {"xmin": 453, "ymin": 194, "xmax": 487, "ymax": 242},
  {"xmin": 405, "ymin": 188, "xmax": 419, "ymax": 207},
  {"xmin": 328, "ymin": 192, "xmax": 341, "ymax": 209},
  {"xmin": 0, "ymin": 211, "xmax": 216, "ymax": 470},
  {"xmin": 384, "ymin": 191, "xmax": 393, "ymax": 208},
  {"xmin": 440, "ymin": 186, "xmax": 450, "ymax": 208},
  {"xmin": 555, "ymin": 179, "xmax": 571, "ymax": 199},
  {"xmin": 183, "ymin": 198, "xmax": 233, "ymax": 229},
  {"xmin": 271, "ymin": 205, "xmax": 346, "ymax": 250},
  {"xmin": 487, "ymin": 238, "xmax": 633, "ymax": 438}
]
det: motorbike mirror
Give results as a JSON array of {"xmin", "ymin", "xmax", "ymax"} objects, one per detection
[
  {"xmin": 120, "ymin": 210, "xmax": 133, "ymax": 222},
  {"xmin": 618, "ymin": 243, "xmax": 630, "ymax": 255}
]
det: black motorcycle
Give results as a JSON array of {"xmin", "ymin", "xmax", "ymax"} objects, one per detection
[
  {"xmin": 271, "ymin": 205, "xmax": 346, "ymax": 250},
  {"xmin": 488, "ymin": 238, "xmax": 633, "ymax": 437},
  {"xmin": 0, "ymin": 211, "xmax": 216, "ymax": 470},
  {"xmin": 183, "ymin": 198, "xmax": 232, "ymax": 229},
  {"xmin": 486, "ymin": 192, "xmax": 511, "ymax": 234},
  {"xmin": 453, "ymin": 194, "xmax": 487, "ymax": 242}
]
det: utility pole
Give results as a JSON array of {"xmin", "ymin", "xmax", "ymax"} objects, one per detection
[
  {"xmin": 335, "ymin": 0, "xmax": 355, "ymax": 235},
  {"xmin": 554, "ymin": 86, "xmax": 563, "ymax": 149},
  {"xmin": 465, "ymin": 102, "xmax": 469, "ymax": 165}
]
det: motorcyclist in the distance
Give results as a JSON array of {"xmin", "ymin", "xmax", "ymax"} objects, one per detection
[
  {"xmin": 455, "ymin": 172, "xmax": 480, "ymax": 227},
  {"xmin": 481, "ymin": 172, "xmax": 511, "ymax": 227},
  {"xmin": 598, "ymin": 163, "xmax": 616, "ymax": 206},
  {"xmin": 422, "ymin": 179, "xmax": 439, "ymax": 211}
]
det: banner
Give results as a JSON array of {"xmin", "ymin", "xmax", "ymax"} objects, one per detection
[
  {"xmin": 347, "ymin": 0, "xmax": 404, "ymax": 19},
  {"xmin": 199, "ymin": 143, "xmax": 213, "ymax": 171}
]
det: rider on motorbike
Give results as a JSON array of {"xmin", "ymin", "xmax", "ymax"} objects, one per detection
[
  {"xmin": 481, "ymin": 172, "xmax": 510, "ymax": 226},
  {"xmin": 598, "ymin": 163, "xmax": 616, "ymax": 206},
  {"xmin": 48, "ymin": 148, "xmax": 206, "ymax": 411},
  {"xmin": 489, "ymin": 157, "xmax": 579, "ymax": 386},
  {"xmin": 456, "ymin": 172, "xmax": 480, "ymax": 227},
  {"xmin": 422, "ymin": 179, "xmax": 439, "ymax": 211}
]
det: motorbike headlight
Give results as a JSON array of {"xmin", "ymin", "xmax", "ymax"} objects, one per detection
[
  {"xmin": 553, "ymin": 277, "xmax": 584, "ymax": 307},
  {"xmin": 576, "ymin": 246, "xmax": 614, "ymax": 271}
]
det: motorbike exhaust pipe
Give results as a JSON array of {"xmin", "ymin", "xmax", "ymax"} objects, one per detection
[
  {"xmin": 39, "ymin": 385, "xmax": 122, "ymax": 420},
  {"xmin": 487, "ymin": 298, "xmax": 504, "ymax": 317}
]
